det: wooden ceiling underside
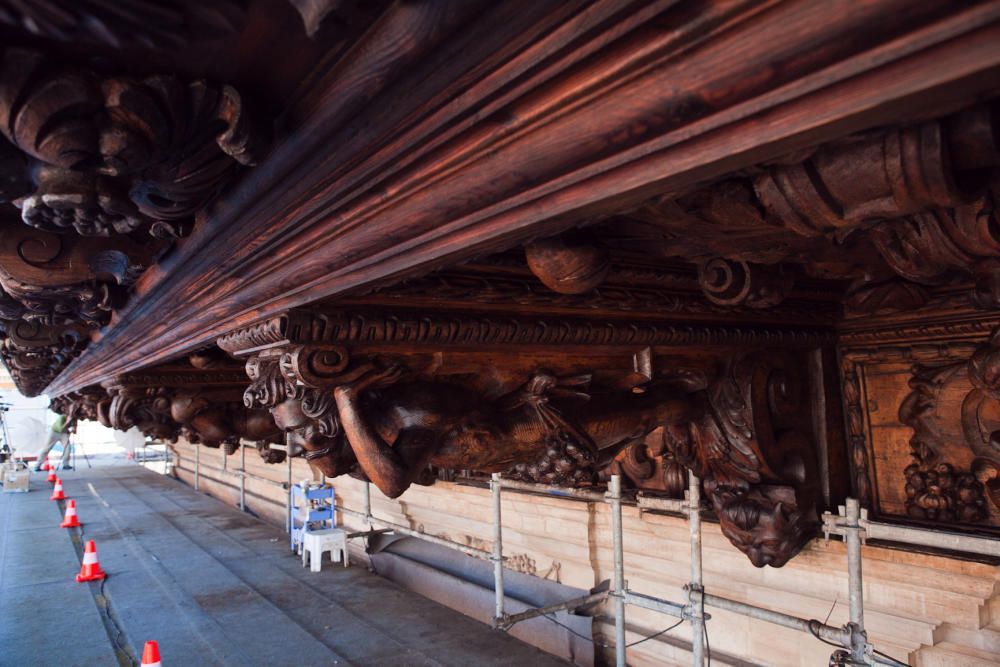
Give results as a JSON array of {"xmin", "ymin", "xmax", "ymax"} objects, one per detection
[{"xmin": 3, "ymin": 1, "xmax": 1000, "ymax": 567}]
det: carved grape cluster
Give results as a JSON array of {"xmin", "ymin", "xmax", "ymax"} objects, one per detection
[
  {"xmin": 904, "ymin": 461, "xmax": 988, "ymax": 523},
  {"xmin": 508, "ymin": 433, "xmax": 595, "ymax": 486}
]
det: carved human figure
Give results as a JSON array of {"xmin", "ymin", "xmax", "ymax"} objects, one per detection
[
  {"xmin": 328, "ymin": 366, "xmax": 697, "ymax": 499},
  {"xmin": 170, "ymin": 391, "xmax": 281, "ymax": 448}
]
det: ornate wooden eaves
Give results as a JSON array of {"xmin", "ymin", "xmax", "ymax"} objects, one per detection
[{"xmin": 44, "ymin": 1, "xmax": 1000, "ymax": 395}]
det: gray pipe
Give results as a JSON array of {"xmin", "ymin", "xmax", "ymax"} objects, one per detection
[
  {"xmin": 688, "ymin": 470, "xmax": 705, "ymax": 666},
  {"xmin": 491, "ymin": 473, "xmax": 505, "ymax": 628},
  {"xmin": 609, "ymin": 475, "xmax": 626, "ymax": 667}
]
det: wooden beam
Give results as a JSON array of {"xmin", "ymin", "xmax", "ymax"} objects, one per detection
[{"xmin": 46, "ymin": 0, "xmax": 1000, "ymax": 395}]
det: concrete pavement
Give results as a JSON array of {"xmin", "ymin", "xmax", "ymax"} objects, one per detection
[{"xmin": 0, "ymin": 461, "xmax": 570, "ymax": 666}]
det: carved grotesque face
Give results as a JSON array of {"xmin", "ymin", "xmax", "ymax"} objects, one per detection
[
  {"xmin": 709, "ymin": 483, "xmax": 816, "ymax": 568},
  {"xmin": 271, "ymin": 397, "xmax": 308, "ymax": 431}
]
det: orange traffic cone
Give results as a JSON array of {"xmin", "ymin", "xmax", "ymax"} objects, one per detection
[
  {"xmin": 140, "ymin": 640, "xmax": 161, "ymax": 667},
  {"xmin": 50, "ymin": 478, "xmax": 65, "ymax": 500},
  {"xmin": 76, "ymin": 540, "xmax": 106, "ymax": 582},
  {"xmin": 60, "ymin": 499, "xmax": 80, "ymax": 528},
  {"xmin": 47, "ymin": 466, "xmax": 57, "ymax": 483},
  {"xmin": 41, "ymin": 461, "xmax": 50, "ymax": 471}
]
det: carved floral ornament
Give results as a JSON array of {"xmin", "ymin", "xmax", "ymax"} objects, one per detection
[
  {"xmin": 875, "ymin": 328, "xmax": 1000, "ymax": 527},
  {"xmin": 842, "ymin": 330, "xmax": 1000, "ymax": 529}
]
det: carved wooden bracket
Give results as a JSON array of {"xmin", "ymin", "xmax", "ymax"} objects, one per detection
[
  {"xmin": 220, "ymin": 306, "xmax": 823, "ymax": 567},
  {"xmin": 0, "ymin": 319, "xmax": 87, "ymax": 397},
  {"xmin": 598, "ymin": 103, "xmax": 1000, "ymax": 314},
  {"xmin": 85, "ymin": 363, "xmax": 283, "ymax": 451},
  {"xmin": 0, "ymin": 48, "xmax": 266, "ymax": 238},
  {"xmin": 662, "ymin": 353, "xmax": 821, "ymax": 568}
]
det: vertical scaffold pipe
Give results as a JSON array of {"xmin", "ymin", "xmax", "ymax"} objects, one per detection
[
  {"xmin": 689, "ymin": 470, "xmax": 705, "ymax": 666},
  {"xmin": 239, "ymin": 443, "xmax": 246, "ymax": 512},
  {"xmin": 194, "ymin": 444, "xmax": 200, "ymax": 492},
  {"xmin": 363, "ymin": 480, "xmax": 372, "ymax": 526},
  {"xmin": 286, "ymin": 445, "xmax": 293, "ymax": 533},
  {"xmin": 491, "ymin": 473, "xmax": 505, "ymax": 628},
  {"xmin": 609, "ymin": 474, "xmax": 626, "ymax": 667},
  {"xmin": 845, "ymin": 497, "xmax": 868, "ymax": 664}
]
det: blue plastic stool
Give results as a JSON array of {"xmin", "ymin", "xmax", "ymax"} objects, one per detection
[{"xmin": 290, "ymin": 482, "xmax": 335, "ymax": 554}]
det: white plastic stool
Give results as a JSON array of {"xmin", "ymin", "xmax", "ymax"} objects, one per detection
[{"xmin": 301, "ymin": 528, "xmax": 348, "ymax": 572}]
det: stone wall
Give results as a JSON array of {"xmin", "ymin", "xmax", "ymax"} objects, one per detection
[{"xmin": 171, "ymin": 440, "xmax": 1000, "ymax": 666}]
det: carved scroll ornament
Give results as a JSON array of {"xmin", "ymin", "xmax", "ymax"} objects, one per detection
[
  {"xmin": 0, "ymin": 48, "xmax": 266, "ymax": 238},
  {"xmin": 596, "ymin": 103, "xmax": 1000, "ymax": 314}
]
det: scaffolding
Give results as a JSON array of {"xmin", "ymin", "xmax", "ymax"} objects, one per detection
[
  {"xmin": 177, "ymin": 443, "xmax": 999, "ymax": 665},
  {"xmin": 328, "ymin": 471, "xmax": 1000, "ymax": 666}
]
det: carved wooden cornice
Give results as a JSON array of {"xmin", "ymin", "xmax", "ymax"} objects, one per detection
[
  {"xmin": 218, "ymin": 308, "xmax": 834, "ymax": 358},
  {"xmin": 45, "ymin": 2, "xmax": 1000, "ymax": 395},
  {"xmin": 353, "ymin": 258, "xmax": 842, "ymax": 325}
]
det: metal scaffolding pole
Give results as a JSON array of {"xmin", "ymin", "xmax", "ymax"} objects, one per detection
[
  {"xmin": 363, "ymin": 480, "xmax": 371, "ymax": 526},
  {"xmin": 688, "ymin": 470, "xmax": 705, "ymax": 666},
  {"xmin": 491, "ymin": 473, "xmax": 505, "ymax": 628},
  {"xmin": 845, "ymin": 498, "xmax": 869, "ymax": 665},
  {"xmin": 609, "ymin": 474, "xmax": 626, "ymax": 667},
  {"xmin": 286, "ymin": 448, "xmax": 293, "ymax": 533},
  {"xmin": 239, "ymin": 444, "xmax": 246, "ymax": 512},
  {"xmin": 337, "ymin": 505, "xmax": 493, "ymax": 560}
]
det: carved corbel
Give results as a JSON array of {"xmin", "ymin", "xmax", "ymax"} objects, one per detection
[
  {"xmin": 664, "ymin": 352, "xmax": 821, "ymax": 568},
  {"xmin": 100, "ymin": 384, "xmax": 180, "ymax": 442},
  {"xmin": 0, "ymin": 215, "xmax": 161, "ymax": 327},
  {"xmin": 755, "ymin": 107, "xmax": 996, "ymax": 237},
  {"xmin": 169, "ymin": 390, "xmax": 281, "ymax": 450},
  {"xmin": 0, "ymin": 318, "xmax": 87, "ymax": 396},
  {"xmin": 0, "ymin": 48, "xmax": 267, "ymax": 238},
  {"xmin": 242, "ymin": 347, "xmax": 354, "ymax": 474},
  {"xmin": 50, "ymin": 386, "xmax": 109, "ymax": 424},
  {"xmin": 608, "ymin": 103, "xmax": 1000, "ymax": 314}
]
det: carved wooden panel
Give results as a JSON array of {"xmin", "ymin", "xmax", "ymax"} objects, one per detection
[{"xmin": 840, "ymin": 328, "xmax": 1000, "ymax": 534}]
